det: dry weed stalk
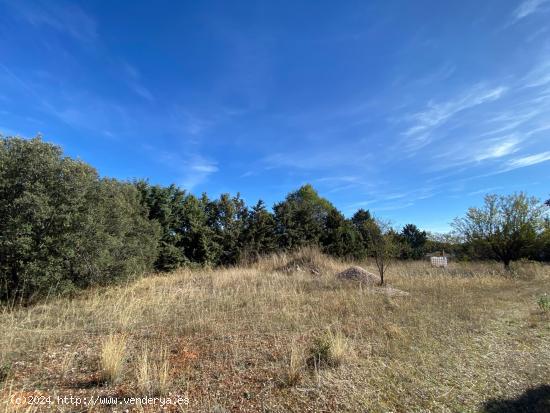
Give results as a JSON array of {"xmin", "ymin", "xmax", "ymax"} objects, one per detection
[{"xmin": 100, "ymin": 334, "xmax": 127, "ymax": 383}]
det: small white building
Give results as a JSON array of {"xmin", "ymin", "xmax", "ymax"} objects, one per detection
[{"xmin": 430, "ymin": 256, "xmax": 448, "ymax": 268}]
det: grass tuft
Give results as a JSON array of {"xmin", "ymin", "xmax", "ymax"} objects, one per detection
[
  {"xmin": 307, "ymin": 329, "xmax": 353, "ymax": 369},
  {"xmin": 135, "ymin": 345, "xmax": 170, "ymax": 396},
  {"xmin": 100, "ymin": 334, "xmax": 127, "ymax": 384},
  {"xmin": 279, "ymin": 343, "xmax": 304, "ymax": 387}
]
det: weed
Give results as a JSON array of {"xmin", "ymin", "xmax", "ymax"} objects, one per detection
[
  {"xmin": 100, "ymin": 334, "xmax": 127, "ymax": 384},
  {"xmin": 0, "ymin": 362, "xmax": 10, "ymax": 383},
  {"xmin": 307, "ymin": 330, "xmax": 352, "ymax": 369},
  {"xmin": 135, "ymin": 345, "xmax": 170, "ymax": 396},
  {"xmin": 538, "ymin": 293, "xmax": 550, "ymax": 312}
]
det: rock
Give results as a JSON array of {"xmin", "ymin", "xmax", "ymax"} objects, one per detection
[{"xmin": 336, "ymin": 266, "xmax": 381, "ymax": 285}]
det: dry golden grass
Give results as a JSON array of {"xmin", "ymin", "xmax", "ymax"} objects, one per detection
[
  {"xmin": 280, "ymin": 342, "xmax": 305, "ymax": 388},
  {"xmin": 0, "ymin": 250, "xmax": 549, "ymax": 412},
  {"xmin": 100, "ymin": 334, "xmax": 127, "ymax": 384},
  {"xmin": 135, "ymin": 345, "xmax": 170, "ymax": 396},
  {"xmin": 306, "ymin": 329, "xmax": 354, "ymax": 369}
]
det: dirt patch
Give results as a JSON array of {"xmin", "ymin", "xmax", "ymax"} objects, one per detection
[{"xmin": 372, "ymin": 286, "xmax": 410, "ymax": 297}]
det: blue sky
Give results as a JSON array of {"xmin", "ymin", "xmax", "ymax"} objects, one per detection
[{"xmin": 1, "ymin": 0, "xmax": 549, "ymax": 233}]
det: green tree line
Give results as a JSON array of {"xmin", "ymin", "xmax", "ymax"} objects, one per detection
[{"xmin": 1, "ymin": 137, "xmax": 549, "ymax": 302}]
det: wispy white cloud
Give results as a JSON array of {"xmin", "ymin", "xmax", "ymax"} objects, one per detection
[
  {"xmin": 402, "ymin": 53, "xmax": 550, "ymax": 177},
  {"xmin": 473, "ymin": 135, "xmax": 521, "ymax": 161},
  {"xmin": 143, "ymin": 145, "xmax": 219, "ymax": 190},
  {"xmin": 402, "ymin": 85, "xmax": 507, "ymax": 150},
  {"xmin": 6, "ymin": 0, "xmax": 97, "ymax": 43},
  {"xmin": 426, "ymin": 131, "xmax": 538, "ymax": 173},
  {"xmin": 526, "ymin": 26, "xmax": 549, "ymax": 42},
  {"xmin": 181, "ymin": 111, "xmax": 210, "ymax": 137},
  {"xmin": 374, "ymin": 202, "xmax": 415, "ymax": 212},
  {"xmin": 512, "ymin": 0, "xmax": 550, "ymax": 21},
  {"xmin": 120, "ymin": 62, "xmax": 155, "ymax": 102},
  {"xmin": 521, "ymin": 59, "xmax": 550, "ymax": 89},
  {"xmin": 190, "ymin": 161, "xmax": 218, "ymax": 174},
  {"xmin": 262, "ymin": 149, "xmax": 372, "ymax": 170},
  {"xmin": 343, "ymin": 186, "xmax": 438, "ymax": 215},
  {"xmin": 480, "ymin": 107, "xmax": 542, "ymax": 137},
  {"xmin": 466, "ymin": 186, "xmax": 503, "ymax": 196},
  {"xmin": 313, "ymin": 176, "xmax": 375, "ymax": 195},
  {"xmin": 131, "ymin": 84, "xmax": 154, "ymax": 102},
  {"xmin": 181, "ymin": 155, "xmax": 219, "ymax": 189},
  {"xmin": 505, "ymin": 151, "xmax": 550, "ymax": 170},
  {"xmin": 315, "ymin": 176, "xmax": 361, "ymax": 184}
]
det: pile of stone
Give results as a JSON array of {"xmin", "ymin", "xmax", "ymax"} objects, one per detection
[
  {"xmin": 336, "ymin": 266, "xmax": 381, "ymax": 285},
  {"xmin": 336, "ymin": 266, "xmax": 410, "ymax": 296}
]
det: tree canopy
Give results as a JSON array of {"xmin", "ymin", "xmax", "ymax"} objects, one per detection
[
  {"xmin": 452, "ymin": 193, "xmax": 548, "ymax": 268},
  {"xmin": 0, "ymin": 137, "xmax": 158, "ymax": 302}
]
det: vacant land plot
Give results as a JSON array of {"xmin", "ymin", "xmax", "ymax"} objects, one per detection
[{"xmin": 1, "ymin": 252, "xmax": 549, "ymax": 412}]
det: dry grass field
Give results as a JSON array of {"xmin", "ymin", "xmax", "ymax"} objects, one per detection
[{"xmin": 1, "ymin": 249, "xmax": 549, "ymax": 412}]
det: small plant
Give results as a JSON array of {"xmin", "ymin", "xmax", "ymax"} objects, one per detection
[
  {"xmin": 538, "ymin": 294, "xmax": 550, "ymax": 312},
  {"xmin": 60, "ymin": 352, "xmax": 76, "ymax": 379},
  {"xmin": 0, "ymin": 362, "xmax": 10, "ymax": 383},
  {"xmin": 136, "ymin": 345, "xmax": 170, "ymax": 396},
  {"xmin": 100, "ymin": 334, "xmax": 127, "ymax": 384},
  {"xmin": 306, "ymin": 330, "xmax": 351, "ymax": 369},
  {"xmin": 280, "ymin": 344, "xmax": 304, "ymax": 387}
]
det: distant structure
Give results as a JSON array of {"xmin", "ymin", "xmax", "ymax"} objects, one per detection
[
  {"xmin": 427, "ymin": 250, "xmax": 449, "ymax": 267},
  {"xmin": 430, "ymin": 256, "xmax": 448, "ymax": 268}
]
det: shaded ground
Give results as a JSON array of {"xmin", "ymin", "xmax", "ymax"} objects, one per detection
[{"xmin": 482, "ymin": 385, "xmax": 550, "ymax": 413}]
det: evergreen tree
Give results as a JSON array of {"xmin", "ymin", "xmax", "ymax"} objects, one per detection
[
  {"xmin": 274, "ymin": 184, "xmax": 336, "ymax": 249},
  {"xmin": 207, "ymin": 193, "xmax": 248, "ymax": 265},
  {"xmin": 135, "ymin": 182, "xmax": 187, "ymax": 270},
  {"xmin": 400, "ymin": 224, "xmax": 427, "ymax": 259},
  {"xmin": 180, "ymin": 193, "xmax": 217, "ymax": 265},
  {"xmin": 351, "ymin": 208, "xmax": 376, "ymax": 256},
  {"xmin": 321, "ymin": 209, "xmax": 363, "ymax": 258},
  {"xmin": 241, "ymin": 200, "xmax": 277, "ymax": 261}
]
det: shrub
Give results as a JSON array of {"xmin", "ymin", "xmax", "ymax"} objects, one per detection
[
  {"xmin": 306, "ymin": 330, "xmax": 352, "ymax": 369},
  {"xmin": 0, "ymin": 362, "xmax": 10, "ymax": 383},
  {"xmin": 0, "ymin": 137, "xmax": 159, "ymax": 302}
]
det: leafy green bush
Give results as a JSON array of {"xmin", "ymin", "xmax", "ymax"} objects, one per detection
[{"xmin": 0, "ymin": 137, "xmax": 158, "ymax": 302}]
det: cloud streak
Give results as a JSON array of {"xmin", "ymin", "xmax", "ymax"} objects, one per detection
[
  {"xmin": 181, "ymin": 155, "xmax": 219, "ymax": 189},
  {"xmin": 5, "ymin": 0, "xmax": 97, "ymax": 43},
  {"xmin": 505, "ymin": 151, "xmax": 550, "ymax": 170},
  {"xmin": 402, "ymin": 85, "xmax": 507, "ymax": 151},
  {"xmin": 473, "ymin": 136, "xmax": 521, "ymax": 162},
  {"xmin": 512, "ymin": 0, "xmax": 550, "ymax": 21}
]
